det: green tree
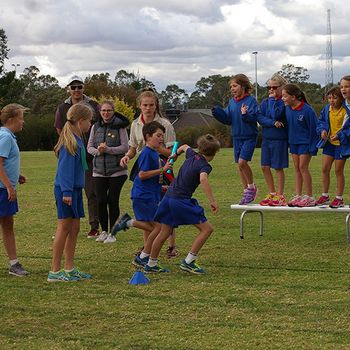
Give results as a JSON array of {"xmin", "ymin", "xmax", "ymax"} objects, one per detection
[
  {"xmin": 0, "ymin": 29, "xmax": 9, "ymax": 75},
  {"xmin": 278, "ymin": 64, "xmax": 310, "ymax": 83},
  {"xmin": 160, "ymin": 84, "xmax": 188, "ymax": 109}
]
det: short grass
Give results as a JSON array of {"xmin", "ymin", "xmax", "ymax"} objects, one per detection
[{"xmin": 1, "ymin": 149, "xmax": 350, "ymax": 350}]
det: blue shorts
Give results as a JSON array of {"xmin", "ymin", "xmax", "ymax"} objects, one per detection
[
  {"xmin": 323, "ymin": 142, "xmax": 348, "ymax": 160},
  {"xmin": 233, "ymin": 138, "xmax": 257, "ymax": 163},
  {"xmin": 54, "ymin": 186, "xmax": 84, "ymax": 219},
  {"xmin": 154, "ymin": 196, "xmax": 207, "ymax": 228},
  {"xmin": 0, "ymin": 188, "xmax": 18, "ymax": 217},
  {"xmin": 289, "ymin": 144, "xmax": 317, "ymax": 156},
  {"xmin": 261, "ymin": 139, "xmax": 289, "ymax": 169},
  {"xmin": 132, "ymin": 198, "xmax": 158, "ymax": 222}
]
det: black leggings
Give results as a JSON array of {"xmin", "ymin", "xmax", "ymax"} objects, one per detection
[{"xmin": 94, "ymin": 175, "xmax": 127, "ymax": 232}]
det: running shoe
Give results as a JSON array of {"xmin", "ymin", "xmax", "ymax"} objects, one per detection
[
  {"xmin": 180, "ymin": 260, "xmax": 206, "ymax": 274},
  {"xmin": 259, "ymin": 193, "xmax": 275, "ymax": 206},
  {"xmin": 144, "ymin": 264, "xmax": 170, "ymax": 273},
  {"xmin": 165, "ymin": 246, "xmax": 180, "ymax": 259},
  {"xmin": 87, "ymin": 229, "xmax": 99, "ymax": 239},
  {"xmin": 132, "ymin": 255, "xmax": 149, "ymax": 268},
  {"xmin": 239, "ymin": 185, "xmax": 257, "ymax": 205},
  {"xmin": 316, "ymin": 195, "xmax": 330, "ymax": 206},
  {"xmin": 329, "ymin": 197, "xmax": 344, "ymax": 208},
  {"xmin": 103, "ymin": 234, "xmax": 116, "ymax": 244},
  {"xmin": 111, "ymin": 213, "xmax": 132, "ymax": 236},
  {"xmin": 96, "ymin": 231, "xmax": 108, "ymax": 242},
  {"xmin": 269, "ymin": 194, "xmax": 287, "ymax": 207},
  {"xmin": 296, "ymin": 195, "xmax": 317, "ymax": 207},
  {"xmin": 287, "ymin": 195, "xmax": 302, "ymax": 207},
  {"xmin": 9, "ymin": 262, "xmax": 29, "ymax": 277},
  {"xmin": 66, "ymin": 267, "xmax": 92, "ymax": 280},
  {"xmin": 47, "ymin": 270, "xmax": 79, "ymax": 282}
]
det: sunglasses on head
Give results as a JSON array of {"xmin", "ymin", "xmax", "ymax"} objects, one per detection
[
  {"xmin": 70, "ymin": 85, "xmax": 83, "ymax": 90},
  {"xmin": 267, "ymin": 86, "xmax": 281, "ymax": 90}
]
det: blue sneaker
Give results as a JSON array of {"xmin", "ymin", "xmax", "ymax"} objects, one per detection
[
  {"xmin": 47, "ymin": 270, "xmax": 80, "ymax": 282},
  {"xmin": 132, "ymin": 255, "xmax": 149, "ymax": 268},
  {"xmin": 144, "ymin": 264, "xmax": 170, "ymax": 273},
  {"xmin": 111, "ymin": 213, "xmax": 132, "ymax": 236},
  {"xmin": 180, "ymin": 260, "xmax": 206, "ymax": 274},
  {"xmin": 66, "ymin": 267, "xmax": 92, "ymax": 280}
]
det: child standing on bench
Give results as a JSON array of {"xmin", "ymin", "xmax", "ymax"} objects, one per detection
[{"xmin": 212, "ymin": 74, "xmax": 259, "ymax": 205}]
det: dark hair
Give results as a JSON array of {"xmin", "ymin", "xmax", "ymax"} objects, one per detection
[
  {"xmin": 142, "ymin": 120, "xmax": 165, "ymax": 141},
  {"xmin": 282, "ymin": 83, "xmax": 308, "ymax": 103},
  {"xmin": 229, "ymin": 74, "xmax": 253, "ymax": 93},
  {"xmin": 197, "ymin": 134, "xmax": 220, "ymax": 156},
  {"xmin": 340, "ymin": 75, "xmax": 350, "ymax": 83},
  {"xmin": 326, "ymin": 86, "xmax": 344, "ymax": 104}
]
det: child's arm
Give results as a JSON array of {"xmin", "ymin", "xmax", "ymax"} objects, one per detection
[
  {"xmin": 212, "ymin": 106, "xmax": 232, "ymax": 125},
  {"xmin": 199, "ymin": 172, "xmax": 218, "ymax": 214},
  {"xmin": 0, "ymin": 157, "xmax": 16, "ymax": 201},
  {"xmin": 138, "ymin": 159, "xmax": 172, "ymax": 181},
  {"xmin": 174, "ymin": 144, "xmax": 190, "ymax": 157}
]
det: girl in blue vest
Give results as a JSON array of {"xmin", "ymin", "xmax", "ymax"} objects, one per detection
[
  {"xmin": 212, "ymin": 74, "xmax": 258, "ymax": 205},
  {"xmin": 282, "ymin": 84, "xmax": 318, "ymax": 207},
  {"xmin": 48, "ymin": 103, "xmax": 93, "ymax": 282},
  {"xmin": 316, "ymin": 86, "xmax": 350, "ymax": 208}
]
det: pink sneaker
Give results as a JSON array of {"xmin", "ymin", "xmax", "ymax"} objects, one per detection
[
  {"xmin": 329, "ymin": 197, "xmax": 344, "ymax": 208},
  {"xmin": 269, "ymin": 194, "xmax": 287, "ymax": 206},
  {"xmin": 259, "ymin": 193, "xmax": 274, "ymax": 206},
  {"xmin": 296, "ymin": 195, "xmax": 316, "ymax": 207},
  {"xmin": 316, "ymin": 195, "xmax": 330, "ymax": 206},
  {"xmin": 287, "ymin": 195, "xmax": 302, "ymax": 207}
]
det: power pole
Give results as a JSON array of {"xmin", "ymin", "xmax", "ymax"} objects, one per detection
[{"xmin": 325, "ymin": 9, "xmax": 334, "ymax": 91}]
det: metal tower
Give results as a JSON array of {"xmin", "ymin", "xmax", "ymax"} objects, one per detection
[{"xmin": 325, "ymin": 9, "xmax": 334, "ymax": 88}]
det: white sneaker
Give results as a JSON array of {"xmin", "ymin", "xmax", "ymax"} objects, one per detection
[
  {"xmin": 103, "ymin": 234, "xmax": 116, "ymax": 244},
  {"xmin": 96, "ymin": 231, "xmax": 108, "ymax": 242}
]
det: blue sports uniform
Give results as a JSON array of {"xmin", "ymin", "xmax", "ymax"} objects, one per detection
[
  {"xmin": 154, "ymin": 148, "xmax": 212, "ymax": 228},
  {"xmin": 285, "ymin": 101, "xmax": 318, "ymax": 155},
  {"xmin": 0, "ymin": 127, "xmax": 20, "ymax": 217},
  {"xmin": 54, "ymin": 136, "xmax": 86, "ymax": 219},
  {"xmin": 258, "ymin": 97, "xmax": 289, "ymax": 169},
  {"xmin": 131, "ymin": 146, "xmax": 162, "ymax": 221},
  {"xmin": 212, "ymin": 94, "xmax": 258, "ymax": 162}
]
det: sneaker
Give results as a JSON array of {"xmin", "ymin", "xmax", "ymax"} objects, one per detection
[
  {"xmin": 166, "ymin": 246, "xmax": 180, "ymax": 259},
  {"xmin": 180, "ymin": 260, "xmax": 206, "ymax": 275},
  {"xmin": 329, "ymin": 197, "xmax": 344, "ymax": 208},
  {"xmin": 134, "ymin": 246, "xmax": 144, "ymax": 257},
  {"xmin": 239, "ymin": 185, "xmax": 257, "ymax": 205},
  {"xmin": 269, "ymin": 194, "xmax": 287, "ymax": 207},
  {"xmin": 296, "ymin": 195, "xmax": 317, "ymax": 207},
  {"xmin": 316, "ymin": 195, "xmax": 330, "ymax": 206},
  {"xmin": 87, "ymin": 229, "xmax": 99, "ymax": 239},
  {"xmin": 96, "ymin": 231, "xmax": 108, "ymax": 242},
  {"xmin": 132, "ymin": 255, "xmax": 149, "ymax": 268},
  {"xmin": 144, "ymin": 264, "xmax": 170, "ymax": 273},
  {"xmin": 259, "ymin": 193, "xmax": 275, "ymax": 206},
  {"xmin": 66, "ymin": 267, "xmax": 92, "ymax": 280},
  {"xmin": 287, "ymin": 195, "xmax": 302, "ymax": 207},
  {"xmin": 111, "ymin": 213, "xmax": 132, "ymax": 236},
  {"xmin": 103, "ymin": 234, "xmax": 116, "ymax": 244},
  {"xmin": 9, "ymin": 262, "xmax": 29, "ymax": 277},
  {"xmin": 47, "ymin": 270, "xmax": 79, "ymax": 282}
]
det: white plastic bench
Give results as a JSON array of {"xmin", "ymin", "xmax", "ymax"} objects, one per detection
[{"xmin": 230, "ymin": 204, "xmax": 350, "ymax": 243}]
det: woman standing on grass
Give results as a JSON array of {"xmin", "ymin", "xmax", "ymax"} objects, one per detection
[{"xmin": 48, "ymin": 103, "xmax": 93, "ymax": 282}]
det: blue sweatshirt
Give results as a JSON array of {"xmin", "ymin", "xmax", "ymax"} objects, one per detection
[
  {"xmin": 258, "ymin": 97, "xmax": 288, "ymax": 140},
  {"xmin": 285, "ymin": 101, "xmax": 318, "ymax": 153},
  {"xmin": 54, "ymin": 136, "xmax": 86, "ymax": 197},
  {"xmin": 212, "ymin": 94, "xmax": 258, "ymax": 139}
]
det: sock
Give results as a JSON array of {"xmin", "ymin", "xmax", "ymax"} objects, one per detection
[
  {"xmin": 147, "ymin": 258, "xmax": 158, "ymax": 267},
  {"xmin": 64, "ymin": 268, "xmax": 74, "ymax": 273},
  {"xmin": 270, "ymin": 192, "xmax": 276, "ymax": 196},
  {"xmin": 247, "ymin": 183, "xmax": 255, "ymax": 189},
  {"xmin": 185, "ymin": 252, "xmax": 198, "ymax": 264},
  {"xmin": 336, "ymin": 195, "xmax": 343, "ymax": 200},
  {"xmin": 49, "ymin": 270, "xmax": 60, "ymax": 274},
  {"xmin": 9, "ymin": 259, "xmax": 18, "ymax": 266},
  {"xmin": 126, "ymin": 219, "xmax": 134, "ymax": 228},
  {"xmin": 140, "ymin": 251, "xmax": 150, "ymax": 259},
  {"xmin": 322, "ymin": 193, "xmax": 329, "ymax": 197}
]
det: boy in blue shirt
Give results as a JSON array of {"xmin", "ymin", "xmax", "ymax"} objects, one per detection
[
  {"xmin": 145, "ymin": 134, "xmax": 220, "ymax": 274},
  {"xmin": 0, "ymin": 104, "xmax": 29, "ymax": 277}
]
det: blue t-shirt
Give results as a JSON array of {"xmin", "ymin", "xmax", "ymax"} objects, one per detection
[
  {"xmin": 131, "ymin": 146, "xmax": 162, "ymax": 201},
  {"xmin": 166, "ymin": 148, "xmax": 212, "ymax": 199},
  {"xmin": 0, "ymin": 127, "xmax": 20, "ymax": 189}
]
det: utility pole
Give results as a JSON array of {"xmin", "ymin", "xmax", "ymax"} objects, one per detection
[
  {"xmin": 252, "ymin": 51, "xmax": 258, "ymax": 102},
  {"xmin": 325, "ymin": 9, "xmax": 334, "ymax": 91},
  {"xmin": 11, "ymin": 63, "xmax": 20, "ymax": 77}
]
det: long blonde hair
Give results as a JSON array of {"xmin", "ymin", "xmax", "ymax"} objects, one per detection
[{"xmin": 54, "ymin": 103, "xmax": 93, "ymax": 157}]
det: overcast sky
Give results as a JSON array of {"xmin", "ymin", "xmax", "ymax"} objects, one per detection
[{"xmin": 2, "ymin": 0, "xmax": 349, "ymax": 93}]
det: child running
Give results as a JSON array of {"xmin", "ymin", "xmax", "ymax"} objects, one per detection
[
  {"xmin": 0, "ymin": 104, "xmax": 29, "ymax": 277},
  {"xmin": 212, "ymin": 74, "xmax": 258, "ymax": 205},
  {"xmin": 258, "ymin": 74, "xmax": 289, "ymax": 206},
  {"xmin": 316, "ymin": 86, "xmax": 350, "ymax": 208},
  {"xmin": 144, "ymin": 134, "xmax": 220, "ymax": 274},
  {"xmin": 48, "ymin": 103, "xmax": 93, "ymax": 282},
  {"xmin": 282, "ymin": 84, "xmax": 318, "ymax": 207},
  {"xmin": 111, "ymin": 121, "xmax": 171, "ymax": 267}
]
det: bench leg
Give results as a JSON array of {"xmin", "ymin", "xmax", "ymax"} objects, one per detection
[
  {"xmin": 239, "ymin": 210, "xmax": 264, "ymax": 239},
  {"xmin": 346, "ymin": 213, "xmax": 350, "ymax": 244}
]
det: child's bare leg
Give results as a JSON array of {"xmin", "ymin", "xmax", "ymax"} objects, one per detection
[
  {"xmin": 238, "ymin": 166, "xmax": 248, "ymax": 189},
  {"xmin": 143, "ymin": 223, "xmax": 161, "ymax": 254},
  {"xmin": 299, "ymin": 154, "xmax": 312, "ymax": 196},
  {"xmin": 150, "ymin": 224, "xmax": 173, "ymax": 259},
  {"xmin": 190, "ymin": 222, "xmax": 214, "ymax": 255},
  {"xmin": 334, "ymin": 159, "xmax": 346, "ymax": 196},
  {"xmin": 238, "ymin": 159, "xmax": 254, "ymax": 185},
  {"xmin": 291, "ymin": 154, "xmax": 302, "ymax": 195},
  {"xmin": 275, "ymin": 168, "xmax": 285, "ymax": 194},
  {"xmin": 0, "ymin": 216, "xmax": 16, "ymax": 260},
  {"xmin": 261, "ymin": 166, "xmax": 275, "ymax": 193},
  {"xmin": 51, "ymin": 218, "xmax": 71, "ymax": 272},
  {"xmin": 321, "ymin": 155, "xmax": 333, "ymax": 194},
  {"xmin": 64, "ymin": 218, "xmax": 80, "ymax": 271}
]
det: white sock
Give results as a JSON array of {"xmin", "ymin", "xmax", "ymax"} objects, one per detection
[
  {"xmin": 248, "ymin": 183, "xmax": 255, "ymax": 189},
  {"xmin": 140, "ymin": 251, "xmax": 150, "ymax": 259},
  {"xmin": 336, "ymin": 195, "xmax": 343, "ymax": 200},
  {"xmin": 9, "ymin": 259, "xmax": 18, "ymax": 266},
  {"xmin": 126, "ymin": 219, "xmax": 134, "ymax": 228},
  {"xmin": 322, "ymin": 193, "xmax": 329, "ymax": 197},
  {"xmin": 147, "ymin": 258, "xmax": 158, "ymax": 267},
  {"xmin": 185, "ymin": 252, "xmax": 198, "ymax": 264}
]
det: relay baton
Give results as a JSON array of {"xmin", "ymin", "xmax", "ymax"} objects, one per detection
[{"xmin": 167, "ymin": 141, "xmax": 179, "ymax": 173}]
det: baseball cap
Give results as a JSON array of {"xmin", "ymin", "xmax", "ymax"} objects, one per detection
[{"xmin": 67, "ymin": 75, "xmax": 84, "ymax": 86}]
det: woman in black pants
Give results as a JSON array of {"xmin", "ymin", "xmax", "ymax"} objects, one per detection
[{"xmin": 87, "ymin": 101, "xmax": 129, "ymax": 242}]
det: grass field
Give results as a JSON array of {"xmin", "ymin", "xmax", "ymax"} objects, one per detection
[{"xmin": 1, "ymin": 149, "xmax": 350, "ymax": 350}]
